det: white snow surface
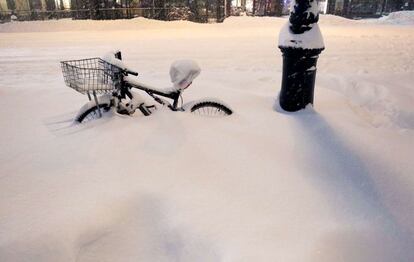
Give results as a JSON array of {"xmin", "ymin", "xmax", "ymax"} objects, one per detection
[{"xmin": 1, "ymin": 15, "xmax": 414, "ymax": 262}]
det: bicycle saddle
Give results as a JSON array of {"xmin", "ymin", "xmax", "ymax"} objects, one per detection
[{"xmin": 170, "ymin": 60, "xmax": 201, "ymax": 90}]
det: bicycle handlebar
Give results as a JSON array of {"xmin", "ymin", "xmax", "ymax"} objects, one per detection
[{"xmin": 125, "ymin": 70, "xmax": 138, "ymax": 76}]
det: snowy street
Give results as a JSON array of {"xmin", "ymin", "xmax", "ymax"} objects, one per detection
[{"xmin": 1, "ymin": 15, "xmax": 414, "ymax": 261}]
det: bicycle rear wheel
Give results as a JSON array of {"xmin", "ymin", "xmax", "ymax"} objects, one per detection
[{"xmin": 188, "ymin": 100, "xmax": 232, "ymax": 116}]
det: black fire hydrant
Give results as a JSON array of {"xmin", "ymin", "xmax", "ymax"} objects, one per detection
[{"xmin": 278, "ymin": 0, "xmax": 324, "ymax": 112}]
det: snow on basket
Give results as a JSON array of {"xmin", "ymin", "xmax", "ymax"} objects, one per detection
[
  {"xmin": 60, "ymin": 58, "xmax": 123, "ymax": 95},
  {"xmin": 169, "ymin": 60, "xmax": 201, "ymax": 90}
]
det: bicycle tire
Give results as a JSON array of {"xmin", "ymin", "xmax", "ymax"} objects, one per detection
[
  {"xmin": 75, "ymin": 103, "xmax": 111, "ymax": 123},
  {"xmin": 189, "ymin": 101, "xmax": 232, "ymax": 116}
]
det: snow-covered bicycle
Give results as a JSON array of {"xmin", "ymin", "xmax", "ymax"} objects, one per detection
[{"xmin": 61, "ymin": 51, "xmax": 232, "ymax": 123}]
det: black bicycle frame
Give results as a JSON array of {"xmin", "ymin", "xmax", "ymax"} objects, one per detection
[
  {"xmin": 114, "ymin": 51, "xmax": 182, "ymax": 111},
  {"xmin": 134, "ymin": 84, "xmax": 181, "ymax": 110},
  {"xmin": 117, "ymin": 75, "xmax": 181, "ymax": 111}
]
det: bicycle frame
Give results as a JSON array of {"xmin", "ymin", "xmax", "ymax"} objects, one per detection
[
  {"xmin": 109, "ymin": 73, "xmax": 185, "ymax": 117},
  {"xmin": 113, "ymin": 51, "xmax": 184, "ymax": 114},
  {"xmin": 128, "ymin": 81, "xmax": 183, "ymax": 111}
]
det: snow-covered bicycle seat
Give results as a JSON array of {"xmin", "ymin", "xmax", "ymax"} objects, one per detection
[
  {"xmin": 124, "ymin": 59, "xmax": 201, "ymax": 95},
  {"xmin": 169, "ymin": 60, "xmax": 201, "ymax": 90}
]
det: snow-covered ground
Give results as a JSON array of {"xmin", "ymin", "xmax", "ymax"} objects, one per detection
[{"xmin": 1, "ymin": 13, "xmax": 414, "ymax": 262}]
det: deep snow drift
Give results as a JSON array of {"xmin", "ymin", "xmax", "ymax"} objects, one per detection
[{"xmin": 1, "ymin": 15, "xmax": 414, "ymax": 262}]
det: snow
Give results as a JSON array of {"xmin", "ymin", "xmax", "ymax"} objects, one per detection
[
  {"xmin": 1, "ymin": 14, "xmax": 414, "ymax": 262},
  {"xmin": 0, "ymin": 17, "xmax": 199, "ymax": 33},
  {"xmin": 377, "ymin": 11, "xmax": 414, "ymax": 25}
]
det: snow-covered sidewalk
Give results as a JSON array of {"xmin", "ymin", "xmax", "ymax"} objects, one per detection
[{"xmin": 1, "ymin": 14, "xmax": 414, "ymax": 261}]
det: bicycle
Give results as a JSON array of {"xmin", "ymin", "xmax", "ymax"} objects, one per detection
[{"xmin": 60, "ymin": 51, "xmax": 233, "ymax": 123}]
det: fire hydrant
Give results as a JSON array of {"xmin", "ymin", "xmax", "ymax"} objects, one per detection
[{"xmin": 278, "ymin": 0, "xmax": 325, "ymax": 112}]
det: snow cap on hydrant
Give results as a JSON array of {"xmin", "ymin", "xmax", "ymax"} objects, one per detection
[{"xmin": 278, "ymin": 0, "xmax": 325, "ymax": 50}]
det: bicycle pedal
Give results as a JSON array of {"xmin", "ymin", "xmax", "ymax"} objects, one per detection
[{"xmin": 116, "ymin": 108, "xmax": 130, "ymax": 115}]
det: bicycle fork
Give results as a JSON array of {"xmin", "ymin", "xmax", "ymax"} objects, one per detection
[{"xmin": 85, "ymin": 90, "xmax": 103, "ymax": 118}]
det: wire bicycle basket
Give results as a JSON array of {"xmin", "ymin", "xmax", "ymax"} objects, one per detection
[{"xmin": 61, "ymin": 57, "xmax": 123, "ymax": 95}]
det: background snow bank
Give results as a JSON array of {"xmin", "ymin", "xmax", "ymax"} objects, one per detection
[
  {"xmin": 0, "ymin": 17, "xmax": 198, "ymax": 33},
  {"xmin": 377, "ymin": 11, "xmax": 414, "ymax": 25},
  {"xmin": 1, "ymin": 15, "xmax": 414, "ymax": 262}
]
